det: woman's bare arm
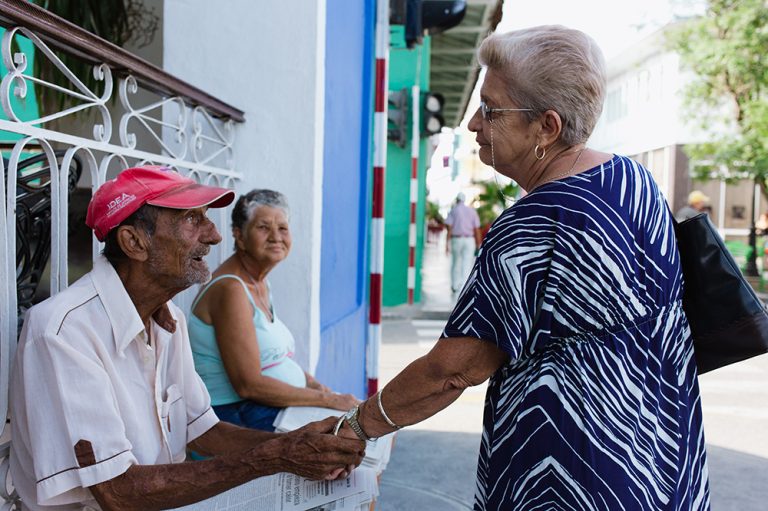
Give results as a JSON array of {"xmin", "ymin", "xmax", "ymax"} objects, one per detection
[
  {"xmin": 342, "ymin": 337, "xmax": 508, "ymax": 439},
  {"xmin": 206, "ymin": 279, "xmax": 358, "ymax": 410}
]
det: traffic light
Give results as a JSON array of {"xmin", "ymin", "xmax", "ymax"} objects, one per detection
[
  {"xmin": 422, "ymin": 1, "xmax": 467, "ymax": 35},
  {"xmin": 387, "ymin": 88, "xmax": 410, "ymax": 148},
  {"xmin": 421, "ymin": 91, "xmax": 444, "ymax": 137},
  {"xmin": 390, "ymin": 1, "xmax": 467, "ymax": 48}
]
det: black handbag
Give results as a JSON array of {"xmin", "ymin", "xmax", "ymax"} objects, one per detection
[{"xmin": 675, "ymin": 213, "xmax": 768, "ymax": 374}]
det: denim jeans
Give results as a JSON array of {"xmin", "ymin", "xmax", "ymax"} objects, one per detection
[
  {"xmin": 450, "ymin": 236, "xmax": 476, "ymax": 292},
  {"xmin": 213, "ymin": 400, "xmax": 281, "ymax": 432}
]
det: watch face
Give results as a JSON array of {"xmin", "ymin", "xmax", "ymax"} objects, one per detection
[{"xmin": 345, "ymin": 406, "xmax": 359, "ymax": 420}]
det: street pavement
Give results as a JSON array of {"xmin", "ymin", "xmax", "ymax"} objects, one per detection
[{"xmin": 376, "ymin": 235, "xmax": 768, "ymax": 511}]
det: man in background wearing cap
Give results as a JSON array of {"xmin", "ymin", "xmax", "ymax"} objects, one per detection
[
  {"xmin": 675, "ymin": 190, "xmax": 711, "ymax": 222},
  {"xmin": 445, "ymin": 192, "xmax": 481, "ymax": 294},
  {"xmin": 9, "ymin": 166, "xmax": 364, "ymax": 511}
]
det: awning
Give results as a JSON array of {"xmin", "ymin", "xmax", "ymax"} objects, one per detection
[{"xmin": 429, "ymin": 0, "xmax": 503, "ymax": 127}]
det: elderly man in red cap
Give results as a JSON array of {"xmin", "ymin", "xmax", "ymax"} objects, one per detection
[{"xmin": 9, "ymin": 166, "xmax": 364, "ymax": 511}]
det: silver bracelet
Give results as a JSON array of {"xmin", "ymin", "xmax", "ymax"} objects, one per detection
[
  {"xmin": 332, "ymin": 414, "xmax": 345, "ymax": 436},
  {"xmin": 377, "ymin": 390, "xmax": 402, "ymax": 430}
]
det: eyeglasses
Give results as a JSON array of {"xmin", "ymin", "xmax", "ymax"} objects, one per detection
[{"xmin": 479, "ymin": 100, "xmax": 533, "ymax": 123}]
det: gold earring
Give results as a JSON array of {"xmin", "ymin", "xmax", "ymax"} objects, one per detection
[{"xmin": 534, "ymin": 144, "xmax": 546, "ymax": 160}]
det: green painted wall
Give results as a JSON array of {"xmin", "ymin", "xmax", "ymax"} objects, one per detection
[{"xmin": 382, "ymin": 36, "xmax": 431, "ymax": 307}]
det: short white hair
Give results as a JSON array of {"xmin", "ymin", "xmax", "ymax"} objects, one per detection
[
  {"xmin": 478, "ymin": 25, "xmax": 606, "ymax": 145},
  {"xmin": 231, "ymin": 189, "xmax": 290, "ymax": 232}
]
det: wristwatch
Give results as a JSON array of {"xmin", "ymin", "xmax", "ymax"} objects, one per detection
[{"xmin": 343, "ymin": 405, "xmax": 375, "ymax": 441}]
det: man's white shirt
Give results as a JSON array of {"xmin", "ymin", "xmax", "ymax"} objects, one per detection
[{"xmin": 10, "ymin": 256, "xmax": 219, "ymax": 510}]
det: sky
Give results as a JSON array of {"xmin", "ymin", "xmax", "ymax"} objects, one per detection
[
  {"xmin": 457, "ymin": 0, "xmax": 704, "ymax": 131},
  {"xmin": 497, "ymin": 0, "xmax": 704, "ymax": 60}
]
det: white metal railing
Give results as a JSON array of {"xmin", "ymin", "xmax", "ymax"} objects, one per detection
[{"xmin": 0, "ymin": 4, "xmax": 244, "ymax": 506}]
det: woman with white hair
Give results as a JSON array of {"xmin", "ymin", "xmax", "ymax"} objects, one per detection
[
  {"xmin": 335, "ymin": 26, "xmax": 709, "ymax": 510},
  {"xmin": 189, "ymin": 190, "xmax": 358, "ymax": 431}
]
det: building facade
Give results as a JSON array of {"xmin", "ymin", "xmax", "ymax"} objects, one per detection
[{"xmin": 590, "ymin": 25, "xmax": 766, "ymax": 242}]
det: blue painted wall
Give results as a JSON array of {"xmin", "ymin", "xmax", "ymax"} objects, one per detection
[{"xmin": 316, "ymin": 0, "xmax": 375, "ymax": 398}]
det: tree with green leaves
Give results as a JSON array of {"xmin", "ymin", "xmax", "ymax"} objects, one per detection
[
  {"xmin": 668, "ymin": 0, "xmax": 768, "ymax": 275},
  {"xmin": 668, "ymin": 0, "xmax": 768, "ymax": 196},
  {"xmin": 473, "ymin": 180, "xmax": 519, "ymax": 227}
]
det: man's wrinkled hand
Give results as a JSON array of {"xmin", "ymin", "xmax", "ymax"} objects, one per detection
[
  {"xmin": 299, "ymin": 416, "xmax": 341, "ymax": 434},
  {"xmin": 277, "ymin": 418, "xmax": 365, "ymax": 480},
  {"xmin": 325, "ymin": 464, "xmax": 356, "ymax": 481}
]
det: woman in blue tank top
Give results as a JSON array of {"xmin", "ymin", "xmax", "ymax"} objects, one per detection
[{"xmin": 188, "ymin": 190, "xmax": 358, "ymax": 431}]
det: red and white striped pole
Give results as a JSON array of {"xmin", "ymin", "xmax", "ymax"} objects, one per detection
[
  {"xmin": 367, "ymin": 0, "xmax": 390, "ymax": 398},
  {"xmin": 407, "ymin": 85, "xmax": 420, "ymax": 304}
]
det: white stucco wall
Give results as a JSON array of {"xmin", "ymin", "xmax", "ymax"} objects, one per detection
[
  {"xmin": 163, "ymin": 0, "xmax": 326, "ymax": 372},
  {"xmin": 590, "ymin": 26, "xmax": 709, "ymax": 155}
]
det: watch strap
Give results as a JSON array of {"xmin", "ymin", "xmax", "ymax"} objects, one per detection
[{"xmin": 345, "ymin": 405, "xmax": 375, "ymax": 441}]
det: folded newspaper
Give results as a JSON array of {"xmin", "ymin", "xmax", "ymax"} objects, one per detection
[
  {"xmin": 272, "ymin": 406, "xmax": 394, "ymax": 474},
  {"xmin": 172, "ymin": 406, "xmax": 391, "ymax": 511},
  {"xmin": 172, "ymin": 467, "xmax": 379, "ymax": 511}
]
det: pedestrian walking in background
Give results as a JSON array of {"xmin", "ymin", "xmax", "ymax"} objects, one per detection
[
  {"xmin": 675, "ymin": 190, "xmax": 710, "ymax": 221},
  {"xmin": 445, "ymin": 192, "xmax": 481, "ymax": 293}
]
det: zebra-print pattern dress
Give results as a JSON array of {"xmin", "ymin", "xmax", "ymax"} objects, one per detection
[{"xmin": 443, "ymin": 155, "xmax": 710, "ymax": 511}]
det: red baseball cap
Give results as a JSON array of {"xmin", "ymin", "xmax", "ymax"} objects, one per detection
[{"xmin": 86, "ymin": 165, "xmax": 235, "ymax": 241}]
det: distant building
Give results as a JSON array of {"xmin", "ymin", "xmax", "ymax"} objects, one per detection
[{"xmin": 589, "ymin": 24, "xmax": 764, "ymax": 241}]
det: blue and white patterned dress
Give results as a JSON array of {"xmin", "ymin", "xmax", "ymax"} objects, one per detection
[{"xmin": 443, "ymin": 155, "xmax": 710, "ymax": 510}]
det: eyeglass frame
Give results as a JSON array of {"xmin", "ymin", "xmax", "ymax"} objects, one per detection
[{"xmin": 479, "ymin": 100, "xmax": 533, "ymax": 123}]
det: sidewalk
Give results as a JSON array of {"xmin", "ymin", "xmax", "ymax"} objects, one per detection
[
  {"xmin": 377, "ymin": 234, "xmax": 480, "ymax": 510},
  {"xmin": 375, "ymin": 232, "xmax": 768, "ymax": 510}
]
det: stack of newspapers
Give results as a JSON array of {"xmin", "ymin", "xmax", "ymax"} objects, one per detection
[
  {"xmin": 173, "ymin": 468, "xmax": 379, "ymax": 511},
  {"xmin": 174, "ymin": 406, "xmax": 393, "ymax": 511}
]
